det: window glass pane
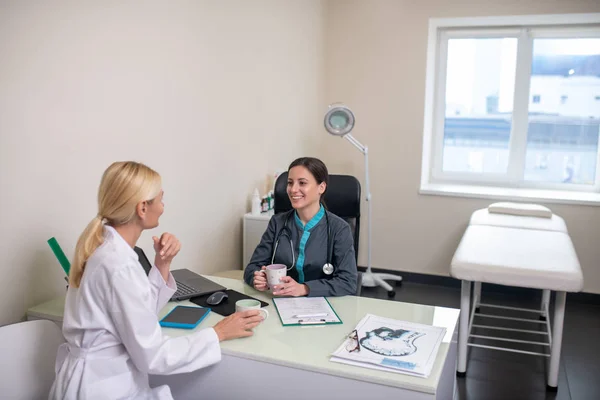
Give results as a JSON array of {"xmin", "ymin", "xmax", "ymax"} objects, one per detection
[
  {"xmin": 442, "ymin": 38, "xmax": 518, "ymax": 174},
  {"xmin": 524, "ymin": 38, "xmax": 600, "ymax": 185}
]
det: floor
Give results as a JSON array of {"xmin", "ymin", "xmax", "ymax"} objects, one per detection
[{"xmin": 360, "ymin": 281, "xmax": 600, "ymax": 400}]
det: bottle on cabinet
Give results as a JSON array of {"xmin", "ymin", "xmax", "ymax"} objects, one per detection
[{"xmin": 251, "ymin": 188, "xmax": 261, "ymax": 216}]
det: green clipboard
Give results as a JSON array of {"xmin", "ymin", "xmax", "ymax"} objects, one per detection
[{"xmin": 272, "ymin": 297, "xmax": 343, "ymax": 326}]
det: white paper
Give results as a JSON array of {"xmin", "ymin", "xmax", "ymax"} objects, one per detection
[
  {"xmin": 330, "ymin": 314, "xmax": 446, "ymax": 378},
  {"xmin": 273, "ymin": 297, "xmax": 341, "ymax": 325}
]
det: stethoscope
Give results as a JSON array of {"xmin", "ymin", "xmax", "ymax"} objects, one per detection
[{"xmin": 271, "ymin": 208, "xmax": 334, "ymax": 275}]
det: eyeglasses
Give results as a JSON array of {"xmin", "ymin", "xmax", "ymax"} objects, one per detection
[{"xmin": 346, "ymin": 329, "xmax": 360, "ymax": 353}]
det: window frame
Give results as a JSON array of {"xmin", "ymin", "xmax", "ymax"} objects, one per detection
[{"xmin": 421, "ymin": 13, "xmax": 600, "ymax": 204}]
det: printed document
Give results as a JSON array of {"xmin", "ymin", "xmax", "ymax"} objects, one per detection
[
  {"xmin": 330, "ymin": 314, "xmax": 446, "ymax": 377},
  {"xmin": 273, "ymin": 297, "xmax": 341, "ymax": 325}
]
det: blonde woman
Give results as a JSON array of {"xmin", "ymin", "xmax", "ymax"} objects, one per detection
[{"xmin": 50, "ymin": 161, "xmax": 263, "ymax": 399}]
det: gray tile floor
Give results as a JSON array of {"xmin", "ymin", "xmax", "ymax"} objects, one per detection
[{"xmin": 360, "ymin": 282, "xmax": 600, "ymax": 400}]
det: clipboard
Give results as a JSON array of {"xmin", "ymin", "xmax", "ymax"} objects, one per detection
[{"xmin": 272, "ymin": 297, "xmax": 343, "ymax": 326}]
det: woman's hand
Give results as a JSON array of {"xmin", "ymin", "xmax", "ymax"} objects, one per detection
[
  {"xmin": 253, "ymin": 266, "xmax": 269, "ymax": 291},
  {"xmin": 153, "ymin": 233, "xmax": 181, "ymax": 270},
  {"xmin": 272, "ymin": 276, "xmax": 309, "ymax": 297},
  {"xmin": 213, "ymin": 310, "xmax": 264, "ymax": 341},
  {"xmin": 153, "ymin": 233, "xmax": 181, "ymax": 282}
]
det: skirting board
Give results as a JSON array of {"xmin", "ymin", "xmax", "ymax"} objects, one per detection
[{"xmin": 358, "ymin": 266, "xmax": 600, "ymax": 306}]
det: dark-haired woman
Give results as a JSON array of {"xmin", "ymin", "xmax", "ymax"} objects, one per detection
[{"xmin": 243, "ymin": 157, "xmax": 358, "ymax": 297}]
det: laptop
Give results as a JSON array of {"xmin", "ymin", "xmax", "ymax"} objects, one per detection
[{"xmin": 134, "ymin": 246, "xmax": 226, "ymax": 301}]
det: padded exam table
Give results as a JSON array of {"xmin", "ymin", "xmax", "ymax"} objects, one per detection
[{"xmin": 450, "ymin": 203, "xmax": 583, "ymax": 390}]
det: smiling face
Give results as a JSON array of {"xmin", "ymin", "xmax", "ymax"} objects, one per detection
[{"xmin": 287, "ymin": 166, "xmax": 326, "ymax": 211}]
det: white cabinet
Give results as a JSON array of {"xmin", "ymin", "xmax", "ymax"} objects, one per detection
[{"xmin": 242, "ymin": 210, "xmax": 274, "ymax": 270}]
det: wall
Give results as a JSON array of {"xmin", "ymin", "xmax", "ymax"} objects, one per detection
[
  {"xmin": 322, "ymin": 0, "xmax": 600, "ymax": 293},
  {"xmin": 0, "ymin": 0, "xmax": 325, "ymax": 325}
]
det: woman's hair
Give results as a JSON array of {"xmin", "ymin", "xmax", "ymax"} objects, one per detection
[
  {"xmin": 288, "ymin": 157, "xmax": 329, "ymax": 197},
  {"xmin": 69, "ymin": 161, "xmax": 162, "ymax": 288}
]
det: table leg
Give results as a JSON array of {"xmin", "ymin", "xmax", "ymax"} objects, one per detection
[
  {"xmin": 540, "ymin": 289, "xmax": 551, "ymax": 321},
  {"xmin": 473, "ymin": 282, "xmax": 482, "ymax": 312},
  {"xmin": 547, "ymin": 291, "xmax": 566, "ymax": 391},
  {"xmin": 457, "ymin": 280, "xmax": 471, "ymax": 377}
]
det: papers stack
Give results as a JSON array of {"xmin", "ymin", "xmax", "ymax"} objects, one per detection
[
  {"xmin": 273, "ymin": 297, "xmax": 342, "ymax": 326},
  {"xmin": 330, "ymin": 314, "xmax": 446, "ymax": 378}
]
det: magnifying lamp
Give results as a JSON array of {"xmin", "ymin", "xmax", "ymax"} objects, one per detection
[
  {"xmin": 324, "ymin": 103, "xmax": 355, "ymax": 137},
  {"xmin": 324, "ymin": 103, "xmax": 402, "ymax": 296}
]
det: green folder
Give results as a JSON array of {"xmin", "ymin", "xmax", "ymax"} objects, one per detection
[{"xmin": 47, "ymin": 237, "xmax": 70, "ymax": 276}]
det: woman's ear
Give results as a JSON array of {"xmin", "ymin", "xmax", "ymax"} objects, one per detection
[
  {"xmin": 136, "ymin": 201, "xmax": 147, "ymax": 220},
  {"xmin": 318, "ymin": 182, "xmax": 326, "ymax": 195}
]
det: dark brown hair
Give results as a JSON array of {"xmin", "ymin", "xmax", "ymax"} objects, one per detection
[{"xmin": 288, "ymin": 157, "xmax": 329, "ymax": 197}]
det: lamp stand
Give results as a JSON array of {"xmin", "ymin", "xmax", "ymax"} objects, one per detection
[{"xmin": 342, "ymin": 134, "xmax": 402, "ymax": 297}]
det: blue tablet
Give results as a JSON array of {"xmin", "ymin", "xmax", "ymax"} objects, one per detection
[{"xmin": 159, "ymin": 305, "xmax": 211, "ymax": 329}]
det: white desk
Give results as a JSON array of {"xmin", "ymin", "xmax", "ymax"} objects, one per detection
[
  {"xmin": 28, "ymin": 276, "xmax": 459, "ymax": 400},
  {"xmin": 27, "ymin": 296, "xmax": 65, "ymax": 327}
]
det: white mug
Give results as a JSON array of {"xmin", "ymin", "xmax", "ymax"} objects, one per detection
[
  {"xmin": 265, "ymin": 264, "xmax": 287, "ymax": 293},
  {"xmin": 235, "ymin": 299, "xmax": 269, "ymax": 320}
]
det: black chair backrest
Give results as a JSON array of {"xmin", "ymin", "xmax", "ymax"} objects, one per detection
[{"xmin": 274, "ymin": 172, "xmax": 361, "ymax": 261}]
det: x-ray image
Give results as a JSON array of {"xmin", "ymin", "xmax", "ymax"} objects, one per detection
[{"xmin": 359, "ymin": 327, "xmax": 425, "ymax": 357}]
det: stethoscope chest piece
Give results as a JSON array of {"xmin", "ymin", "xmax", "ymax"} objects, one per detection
[{"xmin": 322, "ymin": 263, "xmax": 334, "ymax": 275}]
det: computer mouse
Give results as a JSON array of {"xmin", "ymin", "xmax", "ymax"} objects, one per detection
[{"xmin": 206, "ymin": 291, "xmax": 228, "ymax": 306}]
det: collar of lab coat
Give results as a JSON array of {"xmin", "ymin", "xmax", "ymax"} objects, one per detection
[
  {"xmin": 103, "ymin": 224, "xmax": 140, "ymax": 263},
  {"xmin": 294, "ymin": 204, "xmax": 325, "ymax": 232}
]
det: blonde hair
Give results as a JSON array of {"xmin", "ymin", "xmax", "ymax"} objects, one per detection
[{"xmin": 69, "ymin": 161, "xmax": 162, "ymax": 288}]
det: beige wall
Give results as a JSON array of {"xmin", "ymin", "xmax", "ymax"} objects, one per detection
[
  {"xmin": 0, "ymin": 0, "xmax": 325, "ymax": 325},
  {"xmin": 2, "ymin": 0, "xmax": 600, "ymax": 327},
  {"xmin": 323, "ymin": 0, "xmax": 600, "ymax": 293}
]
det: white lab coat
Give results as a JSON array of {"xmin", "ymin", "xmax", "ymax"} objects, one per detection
[{"xmin": 49, "ymin": 225, "xmax": 221, "ymax": 399}]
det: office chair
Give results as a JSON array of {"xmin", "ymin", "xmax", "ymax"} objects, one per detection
[
  {"xmin": 0, "ymin": 319, "xmax": 65, "ymax": 398},
  {"xmin": 274, "ymin": 172, "xmax": 363, "ymax": 296}
]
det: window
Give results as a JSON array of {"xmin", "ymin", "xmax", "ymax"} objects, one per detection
[{"xmin": 421, "ymin": 14, "xmax": 600, "ymax": 203}]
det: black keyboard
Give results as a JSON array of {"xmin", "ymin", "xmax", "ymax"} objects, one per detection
[{"xmin": 172, "ymin": 281, "xmax": 198, "ymax": 299}]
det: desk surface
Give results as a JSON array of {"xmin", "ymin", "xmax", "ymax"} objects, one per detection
[{"xmin": 28, "ymin": 275, "xmax": 459, "ymax": 394}]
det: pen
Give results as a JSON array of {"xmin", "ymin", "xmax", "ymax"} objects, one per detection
[
  {"xmin": 293, "ymin": 313, "xmax": 329, "ymax": 318},
  {"xmin": 299, "ymin": 319, "xmax": 326, "ymax": 324}
]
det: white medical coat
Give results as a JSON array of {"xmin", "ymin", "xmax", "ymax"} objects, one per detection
[{"xmin": 49, "ymin": 225, "xmax": 221, "ymax": 399}]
